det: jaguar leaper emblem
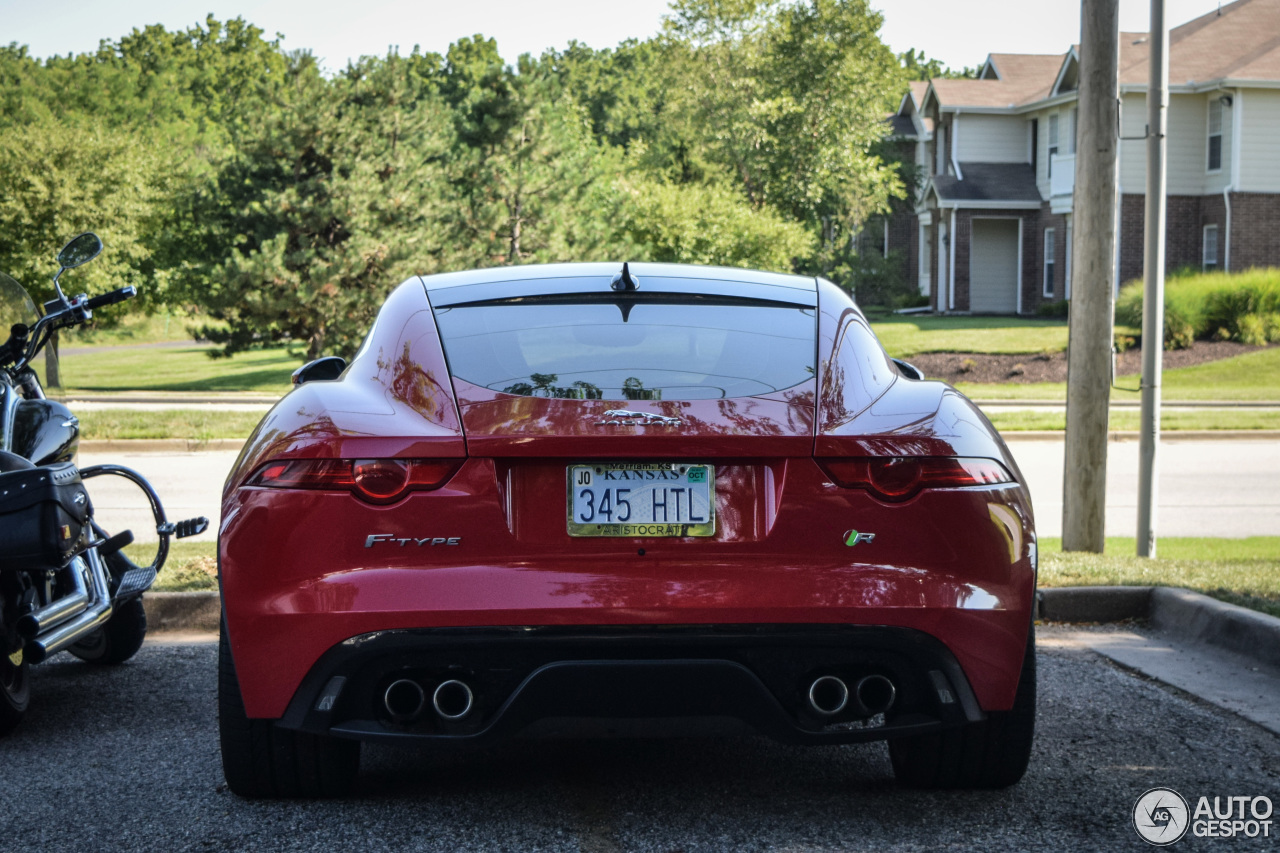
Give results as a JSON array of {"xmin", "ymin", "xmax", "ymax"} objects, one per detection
[{"xmin": 597, "ymin": 409, "xmax": 682, "ymax": 427}]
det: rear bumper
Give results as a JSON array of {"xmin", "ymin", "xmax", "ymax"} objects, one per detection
[{"xmin": 275, "ymin": 625, "xmax": 989, "ymax": 746}]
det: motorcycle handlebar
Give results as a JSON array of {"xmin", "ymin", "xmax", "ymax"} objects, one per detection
[{"xmin": 85, "ymin": 286, "xmax": 137, "ymax": 310}]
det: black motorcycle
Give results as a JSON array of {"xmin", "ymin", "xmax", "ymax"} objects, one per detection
[{"xmin": 0, "ymin": 233, "xmax": 208, "ymax": 735}]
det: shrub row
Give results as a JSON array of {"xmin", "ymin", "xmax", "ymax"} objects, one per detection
[{"xmin": 1114, "ymin": 268, "xmax": 1280, "ymax": 349}]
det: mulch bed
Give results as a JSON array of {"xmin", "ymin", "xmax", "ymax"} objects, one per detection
[{"xmin": 904, "ymin": 340, "xmax": 1273, "ymax": 385}]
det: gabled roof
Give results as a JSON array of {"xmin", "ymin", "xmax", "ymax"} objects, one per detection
[
  {"xmin": 931, "ymin": 163, "xmax": 1042, "ymax": 208},
  {"xmin": 890, "ymin": 81, "xmax": 935, "ymax": 138},
  {"xmin": 1120, "ymin": 0, "xmax": 1280, "ymax": 87},
  {"xmin": 925, "ymin": 54, "xmax": 1063, "ymax": 111}
]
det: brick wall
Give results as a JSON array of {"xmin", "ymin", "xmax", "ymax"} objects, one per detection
[
  {"xmin": 1115, "ymin": 193, "xmax": 1270, "ymax": 281},
  {"xmin": 953, "ymin": 213, "xmax": 971, "ymax": 310},
  {"xmin": 1229, "ymin": 193, "xmax": 1280, "ymax": 271}
]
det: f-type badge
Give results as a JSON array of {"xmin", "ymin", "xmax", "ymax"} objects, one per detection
[
  {"xmin": 844, "ymin": 529, "xmax": 876, "ymax": 547},
  {"xmin": 365, "ymin": 535, "xmax": 461, "ymax": 547},
  {"xmin": 596, "ymin": 409, "xmax": 682, "ymax": 427}
]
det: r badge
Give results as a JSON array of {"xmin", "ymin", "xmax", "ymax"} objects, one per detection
[{"xmin": 844, "ymin": 529, "xmax": 876, "ymax": 547}]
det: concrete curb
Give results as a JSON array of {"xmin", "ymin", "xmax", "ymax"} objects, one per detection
[
  {"xmin": 144, "ymin": 592, "xmax": 220, "ymax": 633},
  {"xmin": 1036, "ymin": 585, "xmax": 1152, "ymax": 622},
  {"xmin": 1038, "ymin": 585, "xmax": 1280, "ymax": 671},
  {"xmin": 1149, "ymin": 587, "xmax": 1280, "ymax": 671}
]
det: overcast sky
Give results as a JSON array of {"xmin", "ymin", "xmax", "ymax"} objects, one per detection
[{"xmin": 2, "ymin": 0, "xmax": 1226, "ymax": 73}]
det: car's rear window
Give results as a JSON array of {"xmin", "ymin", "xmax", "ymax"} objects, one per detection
[{"xmin": 433, "ymin": 297, "xmax": 816, "ymax": 401}]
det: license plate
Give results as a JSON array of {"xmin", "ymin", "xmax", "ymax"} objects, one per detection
[{"xmin": 567, "ymin": 463, "xmax": 716, "ymax": 537}]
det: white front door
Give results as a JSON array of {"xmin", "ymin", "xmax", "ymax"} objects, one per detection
[{"xmin": 969, "ymin": 219, "xmax": 1020, "ymax": 314}]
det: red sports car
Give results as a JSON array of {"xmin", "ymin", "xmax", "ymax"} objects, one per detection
[{"xmin": 217, "ymin": 262, "xmax": 1037, "ymax": 797}]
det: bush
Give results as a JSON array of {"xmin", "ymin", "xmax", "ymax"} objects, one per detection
[
  {"xmin": 1115, "ymin": 268, "xmax": 1280, "ymax": 346},
  {"xmin": 1238, "ymin": 314, "xmax": 1268, "ymax": 346},
  {"xmin": 1037, "ymin": 299, "xmax": 1069, "ymax": 318},
  {"xmin": 1267, "ymin": 314, "xmax": 1280, "ymax": 344},
  {"xmin": 1163, "ymin": 304, "xmax": 1196, "ymax": 350}
]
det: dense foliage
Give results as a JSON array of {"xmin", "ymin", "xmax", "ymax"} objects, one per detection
[
  {"xmin": 1, "ymin": 3, "xmax": 917, "ymax": 359},
  {"xmin": 1115, "ymin": 268, "xmax": 1280, "ymax": 349}
]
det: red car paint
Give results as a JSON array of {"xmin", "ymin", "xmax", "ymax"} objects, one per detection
[{"xmin": 220, "ymin": 268, "xmax": 1035, "ymax": 722}]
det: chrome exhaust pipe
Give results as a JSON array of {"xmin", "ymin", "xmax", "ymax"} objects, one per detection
[
  {"xmin": 26, "ymin": 551, "xmax": 113, "ymax": 664},
  {"xmin": 432, "ymin": 679, "xmax": 474, "ymax": 720},
  {"xmin": 383, "ymin": 679, "xmax": 426, "ymax": 722},
  {"xmin": 17, "ymin": 557, "xmax": 90, "ymax": 639},
  {"xmin": 854, "ymin": 674, "xmax": 897, "ymax": 716},
  {"xmin": 807, "ymin": 675, "xmax": 850, "ymax": 716}
]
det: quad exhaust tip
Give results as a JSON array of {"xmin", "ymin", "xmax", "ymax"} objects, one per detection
[
  {"xmin": 432, "ymin": 679, "xmax": 474, "ymax": 720},
  {"xmin": 854, "ymin": 674, "xmax": 897, "ymax": 716},
  {"xmin": 383, "ymin": 679, "xmax": 426, "ymax": 722},
  {"xmin": 807, "ymin": 674, "xmax": 897, "ymax": 718},
  {"xmin": 807, "ymin": 675, "xmax": 850, "ymax": 716}
]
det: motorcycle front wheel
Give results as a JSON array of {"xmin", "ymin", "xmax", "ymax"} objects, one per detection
[
  {"xmin": 69, "ymin": 596, "xmax": 147, "ymax": 665},
  {"xmin": 0, "ymin": 648, "xmax": 30, "ymax": 736}
]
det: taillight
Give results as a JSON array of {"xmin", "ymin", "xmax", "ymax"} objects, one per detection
[
  {"xmin": 816, "ymin": 457, "xmax": 1013, "ymax": 502},
  {"xmin": 248, "ymin": 458, "xmax": 460, "ymax": 503}
]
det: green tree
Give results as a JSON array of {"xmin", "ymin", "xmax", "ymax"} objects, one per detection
[
  {"xmin": 618, "ymin": 177, "xmax": 813, "ymax": 270},
  {"xmin": 177, "ymin": 53, "xmax": 455, "ymax": 360},
  {"xmin": 898, "ymin": 48, "xmax": 977, "ymax": 81},
  {"xmin": 439, "ymin": 39, "xmax": 626, "ymax": 266},
  {"xmin": 0, "ymin": 117, "xmax": 160, "ymax": 384}
]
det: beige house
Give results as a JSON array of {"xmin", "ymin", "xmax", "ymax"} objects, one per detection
[{"xmin": 885, "ymin": 0, "xmax": 1280, "ymax": 314}]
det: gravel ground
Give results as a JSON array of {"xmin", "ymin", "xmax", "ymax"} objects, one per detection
[{"xmin": 2, "ymin": 638, "xmax": 1278, "ymax": 852}]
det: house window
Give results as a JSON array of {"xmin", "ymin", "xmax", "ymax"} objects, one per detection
[
  {"xmin": 1208, "ymin": 98, "xmax": 1223, "ymax": 172},
  {"xmin": 1044, "ymin": 227, "xmax": 1056, "ymax": 297},
  {"xmin": 1203, "ymin": 225, "xmax": 1219, "ymax": 270},
  {"xmin": 1069, "ymin": 108, "xmax": 1078, "ymax": 154},
  {"xmin": 1047, "ymin": 114, "xmax": 1060, "ymax": 178}
]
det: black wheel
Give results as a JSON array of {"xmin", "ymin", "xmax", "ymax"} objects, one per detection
[
  {"xmin": 218, "ymin": 617, "xmax": 359, "ymax": 798},
  {"xmin": 69, "ymin": 596, "xmax": 147, "ymax": 665},
  {"xmin": 1, "ymin": 648, "xmax": 30, "ymax": 737},
  {"xmin": 889, "ymin": 623, "xmax": 1036, "ymax": 789}
]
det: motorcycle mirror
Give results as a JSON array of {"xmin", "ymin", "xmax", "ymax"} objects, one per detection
[
  {"xmin": 56, "ymin": 233, "xmax": 103, "ymax": 270},
  {"xmin": 51, "ymin": 232, "xmax": 103, "ymax": 306}
]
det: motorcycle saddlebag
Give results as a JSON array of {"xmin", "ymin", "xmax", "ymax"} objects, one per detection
[{"xmin": 0, "ymin": 462, "xmax": 93, "ymax": 570}]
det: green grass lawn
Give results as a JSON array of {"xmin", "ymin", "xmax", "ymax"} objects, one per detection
[
  {"xmin": 153, "ymin": 537, "xmax": 1280, "ymax": 618},
  {"xmin": 132, "ymin": 541, "xmax": 218, "ymax": 592},
  {"xmin": 62, "ymin": 309, "xmax": 219, "ymax": 347},
  {"xmin": 78, "ymin": 409, "xmax": 267, "ymax": 441},
  {"xmin": 986, "ymin": 408, "xmax": 1280, "ymax": 432},
  {"xmin": 957, "ymin": 346, "xmax": 1280, "ymax": 402},
  {"xmin": 55, "ymin": 345, "xmax": 296, "ymax": 394},
  {"xmin": 1039, "ymin": 537, "xmax": 1280, "ymax": 618},
  {"xmin": 869, "ymin": 315, "xmax": 1070, "ymax": 357}
]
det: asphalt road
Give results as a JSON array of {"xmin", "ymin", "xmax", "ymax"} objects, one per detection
[
  {"xmin": 2, "ymin": 632, "xmax": 1277, "ymax": 851},
  {"xmin": 77, "ymin": 438, "xmax": 1280, "ymax": 543}
]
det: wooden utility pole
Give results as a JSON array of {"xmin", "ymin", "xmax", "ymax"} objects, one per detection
[{"xmin": 1062, "ymin": 0, "xmax": 1120, "ymax": 553}]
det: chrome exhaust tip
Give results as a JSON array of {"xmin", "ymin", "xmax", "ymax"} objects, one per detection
[
  {"xmin": 432, "ymin": 679, "xmax": 474, "ymax": 721},
  {"xmin": 807, "ymin": 675, "xmax": 850, "ymax": 716},
  {"xmin": 383, "ymin": 678, "xmax": 426, "ymax": 722},
  {"xmin": 854, "ymin": 674, "xmax": 897, "ymax": 716}
]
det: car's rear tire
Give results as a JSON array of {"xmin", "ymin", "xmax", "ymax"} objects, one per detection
[
  {"xmin": 69, "ymin": 596, "xmax": 147, "ymax": 665},
  {"xmin": 0, "ymin": 650, "xmax": 30, "ymax": 737},
  {"xmin": 218, "ymin": 617, "xmax": 359, "ymax": 798},
  {"xmin": 888, "ymin": 624, "xmax": 1036, "ymax": 789}
]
